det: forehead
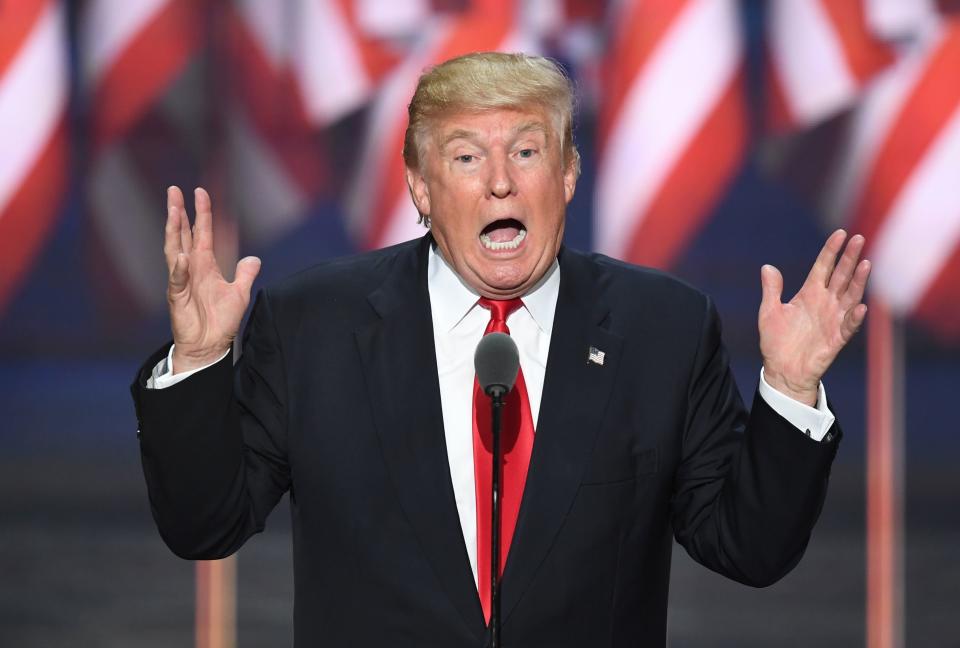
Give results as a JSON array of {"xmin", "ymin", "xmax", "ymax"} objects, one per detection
[{"xmin": 431, "ymin": 107, "xmax": 554, "ymax": 147}]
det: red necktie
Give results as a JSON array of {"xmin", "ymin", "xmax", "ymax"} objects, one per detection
[{"xmin": 472, "ymin": 297, "xmax": 535, "ymax": 624}]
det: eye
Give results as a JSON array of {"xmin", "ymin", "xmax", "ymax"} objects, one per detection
[
  {"xmin": 456, "ymin": 154, "xmax": 475, "ymax": 163},
  {"xmin": 518, "ymin": 148, "xmax": 536, "ymax": 159}
]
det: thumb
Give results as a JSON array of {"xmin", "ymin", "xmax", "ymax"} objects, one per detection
[
  {"xmin": 760, "ymin": 264, "xmax": 783, "ymax": 310},
  {"xmin": 234, "ymin": 256, "xmax": 261, "ymax": 298}
]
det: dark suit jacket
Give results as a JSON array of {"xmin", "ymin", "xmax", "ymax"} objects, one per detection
[{"xmin": 131, "ymin": 233, "xmax": 840, "ymax": 647}]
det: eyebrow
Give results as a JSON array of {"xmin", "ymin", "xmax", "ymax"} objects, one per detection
[{"xmin": 439, "ymin": 120, "xmax": 550, "ymax": 152}]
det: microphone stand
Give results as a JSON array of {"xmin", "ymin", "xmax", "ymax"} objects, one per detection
[{"xmin": 489, "ymin": 387, "xmax": 504, "ymax": 648}]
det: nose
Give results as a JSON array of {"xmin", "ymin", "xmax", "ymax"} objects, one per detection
[{"xmin": 488, "ymin": 152, "xmax": 516, "ymax": 199}]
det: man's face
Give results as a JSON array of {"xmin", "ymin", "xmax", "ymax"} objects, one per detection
[{"xmin": 405, "ymin": 107, "xmax": 577, "ymax": 299}]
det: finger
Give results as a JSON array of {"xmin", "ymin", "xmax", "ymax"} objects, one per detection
[
  {"xmin": 233, "ymin": 256, "xmax": 262, "ymax": 302},
  {"xmin": 179, "ymin": 201, "xmax": 193, "ymax": 253},
  {"xmin": 168, "ymin": 252, "xmax": 189, "ymax": 295},
  {"xmin": 840, "ymin": 258, "xmax": 872, "ymax": 309},
  {"xmin": 841, "ymin": 303, "xmax": 868, "ymax": 342},
  {"xmin": 827, "ymin": 234, "xmax": 864, "ymax": 295},
  {"xmin": 163, "ymin": 188, "xmax": 183, "ymax": 272},
  {"xmin": 167, "ymin": 185, "xmax": 185, "ymax": 212},
  {"xmin": 760, "ymin": 264, "xmax": 784, "ymax": 311},
  {"xmin": 193, "ymin": 187, "xmax": 214, "ymax": 251},
  {"xmin": 805, "ymin": 229, "xmax": 847, "ymax": 288}
]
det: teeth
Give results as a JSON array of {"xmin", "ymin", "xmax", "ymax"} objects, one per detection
[{"xmin": 480, "ymin": 228, "xmax": 526, "ymax": 251}]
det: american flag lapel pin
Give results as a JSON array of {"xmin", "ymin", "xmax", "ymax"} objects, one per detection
[{"xmin": 587, "ymin": 346, "xmax": 605, "ymax": 366}]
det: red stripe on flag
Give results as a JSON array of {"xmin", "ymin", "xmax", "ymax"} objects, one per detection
[
  {"xmin": 598, "ymin": 0, "xmax": 688, "ymax": 151},
  {"xmin": 0, "ymin": 119, "xmax": 67, "ymax": 312},
  {"xmin": 849, "ymin": 23, "xmax": 960, "ymax": 243},
  {"xmin": 817, "ymin": 0, "xmax": 895, "ymax": 82},
  {"xmin": 0, "ymin": 0, "xmax": 48, "ymax": 79},
  {"xmin": 621, "ymin": 70, "xmax": 746, "ymax": 268},
  {"xmin": 913, "ymin": 239, "xmax": 960, "ymax": 341},
  {"xmin": 92, "ymin": 0, "xmax": 200, "ymax": 148}
]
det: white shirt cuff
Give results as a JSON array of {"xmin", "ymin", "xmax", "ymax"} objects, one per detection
[
  {"xmin": 758, "ymin": 368, "xmax": 835, "ymax": 441},
  {"xmin": 146, "ymin": 345, "xmax": 231, "ymax": 389}
]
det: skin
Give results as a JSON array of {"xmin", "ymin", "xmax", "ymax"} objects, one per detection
[
  {"xmin": 405, "ymin": 107, "xmax": 578, "ymax": 300},
  {"xmin": 163, "ymin": 108, "xmax": 870, "ymax": 404}
]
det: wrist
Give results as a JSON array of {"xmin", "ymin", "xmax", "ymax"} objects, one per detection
[
  {"xmin": 171, "ymin": 345, "xmax": 231, "ymax": 374},
  {"xmin": 762, "ymin": 368, "xmax": 819, "ymax": 407}
]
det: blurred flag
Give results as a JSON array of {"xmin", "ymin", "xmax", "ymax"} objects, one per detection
[
  {"xmin": 828, "ymin": 15, "xmax": 960, "ymax": 340},
  {"xmin": 346, "ymin": 0, "xmax": 532, "ymax": 249},
  {"xmin": 764, "ymin": 1, "xmax": 960, "ymax": 339},
  {"xmin": 594, "ymin": 0, "xmax": 747, "ymax": 270},
  {"xmin": 0, "ymin": 0, "xmax": 68, "ymax": 312},
  {"xmin": 221, "ymin": 0, "xmax": 409, "ymax": 244},
  {"xmin": 766, "ymin": 0, "xmax": 895, "ymax": 132},
  {"xmin": 82, "ymin": 0, "xmax": 204, "ymax": 313}
]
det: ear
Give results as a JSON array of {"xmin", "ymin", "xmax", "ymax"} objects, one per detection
[
  {"xmin": 405, "ymin": 165, "xmax": 431, "ymax": 218},
  {"xmin": 562, "ymin": 154, "xmax": 578, "ymax": 204}
]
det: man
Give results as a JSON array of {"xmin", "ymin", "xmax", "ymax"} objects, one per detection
[{"xmin": 132, "ymin": 53, "xmax": 870, "ymax": 646}]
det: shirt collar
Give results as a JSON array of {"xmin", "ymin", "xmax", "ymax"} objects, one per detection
[{"xmin": 427, "ymin": 243, "xmax": 560, "ymax": 333}]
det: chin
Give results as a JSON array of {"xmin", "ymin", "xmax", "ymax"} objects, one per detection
[{"xmin": 475, "ymin": 264, "xmax": 537, "ymax": 295}]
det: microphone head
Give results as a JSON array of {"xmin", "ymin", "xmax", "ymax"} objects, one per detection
[{"xmin": 474, "ymin": 332, "xmax": 520, "ymax": 397}]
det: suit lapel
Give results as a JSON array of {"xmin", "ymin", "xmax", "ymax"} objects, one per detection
[
  {"xmin": 354, "ymin": 235, "xmax": 486, "ymax": 638},
  {"xmin": 501, "ymin": 247, "xmax": 624, "ymax": 623}
]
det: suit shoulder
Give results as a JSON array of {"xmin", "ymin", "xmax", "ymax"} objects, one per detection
[
  {"xmin": 262, "ymin": 237, "xmax": 421, "ymax": 306},
  {"xmin": 567, "ymin": 248, "xmax": 710, "ymax": 315}
]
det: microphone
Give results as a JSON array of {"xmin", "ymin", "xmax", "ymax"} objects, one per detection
[
  {"xmin": 474, "ymin": 331, "xmax": 519, "ymax": 648},
  {"xmin": 474, "ymin": 332, "xmax": 520, "ymax": 398}
]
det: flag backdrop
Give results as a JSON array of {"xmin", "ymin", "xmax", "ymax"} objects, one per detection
[
  {"xmin": 1, "ymin": 0, "xmax": 957, "ymax": 343},
  {"xmin": 594, "ymin": 0, "xmax": 747, "ymax": 270},
  {"xmin": 766, "ymin": 0, "xmax": 960, "ymax": 341},
  {"xmin": 82, "ymin": 0, "xmax": 205, "ymax": 313},
  {"xmin": 0, "ymin": 0, "xmax": 68, "ymax": 312},
  {"xmin": 831, "ymin": 16, "xmax": 960, "ymax": 340}
]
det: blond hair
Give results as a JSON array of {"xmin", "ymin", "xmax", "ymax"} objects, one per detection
[{"xmin": 403, "ymin": 52, "xmax": 580, "ymax": 177}]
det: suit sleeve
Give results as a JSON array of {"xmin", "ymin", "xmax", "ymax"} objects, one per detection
[
  {"xmin": 130, "ymin": 290, "xmax": 291, "ymax": 560},
  {"xmin": 670, "ymin": 297, "xmax": 840, "ymax": 587}
]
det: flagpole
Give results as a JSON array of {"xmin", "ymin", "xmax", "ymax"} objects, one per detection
[
  {"xmin": 865, "ymin": 296, "xmax": 904, "ymax": 648},
  {"xmin": 196, "ymin": 557, "xmax": 237, "ymax": 648}
]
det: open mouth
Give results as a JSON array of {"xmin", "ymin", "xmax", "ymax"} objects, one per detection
[{"xmin": 479, "ymin": 218, "xmax": 527, "ymax": 251}]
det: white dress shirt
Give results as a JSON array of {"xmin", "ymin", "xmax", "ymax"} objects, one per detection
[{"xmin": 149, "ymin": 245, "xmax": 835, "ymax": 586}]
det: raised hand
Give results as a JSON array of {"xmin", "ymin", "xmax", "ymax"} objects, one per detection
[
  {"xmin": 164, "ymin": 186, "xmax": 261, "ymax": 374},
  {"xmin": 758, "ymin": 230, "xmax": 871, "ymax": 406}
]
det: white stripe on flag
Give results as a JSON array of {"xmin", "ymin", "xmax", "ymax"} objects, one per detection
[
  {"xmin": 825, "ymin": 26, "xmax": 946, "ymax": 229},
  {"xmin": 769, "ymin": 0, "xmax": 857, "ymax": 126},
  {"xmin": 237, "ymin": 0, "xmax": 289, "ymax": 68},
  {"xmin": 869, "ymin": 100, "xmax": 960, "ymax": 312},
  {"xmin": 357, "ymin": 0, "xmax": 432, "ymax": 38},
  {"xmin": 865, "ymin": 0, "xmax": 939, "ymax": 41},
  {"xmin": 379, "ymin": 197, "xmax": 425, "ymax": 248},
  {"xmin": 0, "ymin": 1, "xmax": 66, "ymax": 217},
  {"xmin": 293, "ymin": 0, "xmax": 373, "ymax": 125},
  {"xmin": 595, "ymin": 0, "xmax": 741, "ymax": 258},
  {"xmin": 82, "ymin": 0, "xmax": 167, "ymax": 82}
]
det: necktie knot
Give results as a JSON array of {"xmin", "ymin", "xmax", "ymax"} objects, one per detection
[{"xmin": 478, "ymin": 297, "xmax": 523, "ymax": 334}]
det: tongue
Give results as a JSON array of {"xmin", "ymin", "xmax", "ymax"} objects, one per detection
[{"xmin": 485, "ymin": 225, "xmax": 520, "ymax": 243}]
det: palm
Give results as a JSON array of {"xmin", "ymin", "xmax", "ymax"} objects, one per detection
[
  {"xmin": 758, "ymin": 230, "xmax": 870, "ymax": 405},
  {"xmin": 164, "ymin": 187, "xmax": 261, "ymax": 372}
]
